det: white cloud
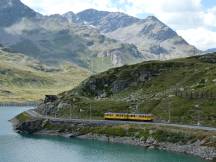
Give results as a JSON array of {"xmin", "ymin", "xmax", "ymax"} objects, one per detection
[
  {"xmin": 203, "ymin": 6, "xmax": 216, "ymax": 27},
  {"xmin": 123, "ymin": 0, "xmax": 216, "ymax": 50},
  {"xmin": 21, "ymin": 0, "xmax": 120, "ymax": 15},
  {"xmin": 20, "ymin": 0, "xmax": 216, "ymax": 50},
  {"xmin": 121, "ymin": 0, "xmax": 204, "ymax": 29},
  {"xmin": 177, "ymin": 27, "xmax": 216, "ymax": 50}
]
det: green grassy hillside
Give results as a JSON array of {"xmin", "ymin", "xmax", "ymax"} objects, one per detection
[
  {"xmin": 37, "ymin": 53, "xmax": 216, "ymax": 127},
  {"xmin": 0, "ymin": 47, "xmax": 90, "ymax": 103}
]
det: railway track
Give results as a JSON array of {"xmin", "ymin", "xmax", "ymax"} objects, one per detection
[{"xmin": 26, "ymin": 109, "xmax": 216, "ymax": 132}]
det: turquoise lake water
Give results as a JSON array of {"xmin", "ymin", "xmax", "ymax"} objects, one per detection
[{"xmin": 0, "ymin": 107, "xmax": 208, "ymax": 162}]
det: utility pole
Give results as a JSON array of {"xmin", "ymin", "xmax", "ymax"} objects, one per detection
[
  {"xmin": 198, "ymin": 110, "xmax": 200, "ymax": 126},
  {"xmin": 70, "ymin": 104, "xmax": 72, "ymax": 120},
  {"xmin": 89, "ymin": 104, "xmax": 92, "ymax": 120},
  {"xmin": 136, "ymin": 104, "xmax": 138, "ymax": 114},
  {"xmin": 45, "ymin": 104, "xmax": 48, "ymax": 118},
  {"xmin": 195, "ymin": 104, "xmax": 200, "ymax": 126},
  {"xmin": 136, "ymin": 103, "xmax": 142, "ymax": 114},
  {"xmin": 78, "ymin": 104, "xmax": 80, "ymax": 119},
  {"xmin": 91, "ymin": 60, "xmax": 92, "ymax": 72},
  {"xmin": 91, "ymin": 60, "xmax": 94, "ymax": 73},
  {"xmin": 168, "ymin": 95, "xmax": 174, "ymax": 123},
  {"xmin": 168, "ymin": 101, "xmax": 171, "ymax": 123}
]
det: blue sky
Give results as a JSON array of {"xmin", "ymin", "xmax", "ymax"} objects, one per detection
[
  {"xmin": 202, "ymin": 0, "xmax": 216, "ymax": 8},
  {"xmin": 21, "ymin": 0, "xmax": 216, "ymax": 50}
]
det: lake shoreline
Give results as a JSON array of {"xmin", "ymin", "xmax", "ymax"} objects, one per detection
[
  {"xmin": 0, "ymin": 103, "xmax": 38, "ymax": 107},
  {"xmin": 31, "ymin": 129, "xmax": 214, "ymax": 161},
  {"xmin": 11, "ymin": 112, "xmax": 216, "ymax": 161},
  {"xmin": 33, "ymin": 130, "xmax": 215, "ymax": 161}
]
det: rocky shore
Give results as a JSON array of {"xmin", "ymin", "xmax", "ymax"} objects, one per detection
[
  {"xmin": 10, "ymin": 112, "xmax": 216, "ymax": 161},
  {"xmin": 79, "ymin": 134, "xmax": 216, "ymax": 161},
  {"xmin": 33, "ymin": 130, "xmax": 216, "ymax": 161}
]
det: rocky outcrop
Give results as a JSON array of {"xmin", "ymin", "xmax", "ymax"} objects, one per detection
[
  {"xmin": 79, "ymin": 134, "xmax": 216, "ymax": 161},
  {"xmin": 15, "ymin": 119, "xmax": 44, "ymax": 134},
  {"xmin": 63, "ymin": 12, "xmax": 77, "ymax": 23},
  {"xmin": 76, "ymin": 9, "xmax": 139, "ymax": 33},
  {"xmin": 159, "ymin": 140, "xmax": 216, "ymax": 161},
  {"xmin": 97, "ymin": 44, "xmax": 143, "ymax": 67},
  {"xmin": 44, "ymin": 95, "xmax": 58, "ymax": 103},
  {"xmin": 73, "ymin": 64, "xmax": 162, "ymax": 97},
  {"xmin": 198, "ymin": 53, "xmax": 216, "ymax": 63}
]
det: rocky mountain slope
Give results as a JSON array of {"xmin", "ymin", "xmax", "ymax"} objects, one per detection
[
  {"xmin": 0, "ymin": 0, "xmax": 200, "ymax": 73},
  {"xmin": 205, "ymin": 48, "xmax": 216, "ymax": 53},
  {"xmin": 0, "ymin": 45, "xmax": 89, "ymax": 103},
  {"xmin": 4, "ymin": 15, "xmax": 143, "ymax": 70},
  {"xmin": 76, "ymin": 9, "xmax": 200, "ymax": 60},
  {"xmin": 0, "ymin": 0, "xmax": 144, "ymax": 73},
  {"xmin": 0, "ymin": 0, "xmax": 39, "ymax": 27},
  {"xmin": 36, "ymin": 53, "xmax": 216, "ymax": 127},
  {"xmin": 76, "ymin": 9, "xmax": 140, "ymax": 33}
]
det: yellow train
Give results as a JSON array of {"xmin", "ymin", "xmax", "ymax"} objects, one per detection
[{"xmin": 104, "ymin": 112, "xmax": 154, "ymax": 121}]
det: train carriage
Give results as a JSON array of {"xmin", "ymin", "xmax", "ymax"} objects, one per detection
[{"xmin": 104, "ymin": 112, "xmax": 154, "ymax": 121}]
